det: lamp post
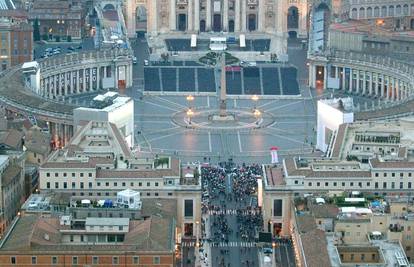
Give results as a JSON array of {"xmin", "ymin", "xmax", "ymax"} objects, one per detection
[
  {"xmin": 186, "ymin": 94, "xmax": 194, "ymax": 109},
  {"xmin": 195, "ymin": 220, "xmax": 200, "ymax": 248},
  {"xmin": 251, "ymin": 94, "xmax": 259, "ymax": 110},
  {"xmin": 253, "ymin": 108, "xmax": 261, "ymax": 125},
  {"xmin": 186, "ymin": 108, "xmax": 194, "ymax": 125}
]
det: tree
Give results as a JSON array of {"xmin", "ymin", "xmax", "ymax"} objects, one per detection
[{"xmin": 33, "ymin": 18, "xmax": 40, "ymax": 42}]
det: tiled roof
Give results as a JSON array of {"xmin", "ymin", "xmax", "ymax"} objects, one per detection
[
  {"xmin": 2, "ymin": 163, "xmax": 21, "ymax": 186},
  {"xmin": 296, "ymin": 214, "xmax": 317, "ymax": 234},
  {"xmin": 0, "ymin": 214, "xmax": 174, "ymax": 253},
  {"xmin": 331, "ymin": 123, "xmax": 348, "ymax": 158},
  {"xmin": 0, "ymin": 129, "xmax": 22, "ymax": 149},
  {"xmin": 301, "ymin": 229, "xmax": 331, "ymax": 267},
  {"xmin": 309, "ymin": 204, "xmax": 339, "ymax": 219},
  {"xmin": 370, "ymin": 158, "xmax": 414, "ymax": 169},
  {"xmin": 264, "ymin": 165, "xmax": 286, "ymax": 186}
]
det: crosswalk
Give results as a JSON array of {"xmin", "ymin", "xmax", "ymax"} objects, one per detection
[
  {"xmin": 207, "ymin": 209, "xmax": 261, "ymax": 216},
  {"xmin": 182, "ymin": 241, "xmax": 257, "ymax": 248}
]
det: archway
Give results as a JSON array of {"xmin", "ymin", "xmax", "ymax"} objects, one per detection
[
  {"xmin": 103, "ymin": 3, "xmax": 115, "ymax": 10},
  {"xmin": 288, "ymin": 31, "xmax": 297, "ymax": 38},
  {"xmin": 213, "ymin": 14, "xmax": 221, "ymax": 32},
  {"xmin": 248, "ymin": 14, "xmax": 256, "ymax": 31},
  {"xmin": 136, "ymin": 5, "xmax": 147, "ymax": 33},
  {"xmin": 287, "ymin": 6, "xmax": 299, "ymax": 29},
  {"xmin": 229, "ymin": 19, "xmax": 235, "ymax": 32},
  {"xmin": 200, "ymin": 20, "xmax": 206, "ymax": 32},
  {"xmin": 178, "ymin": 14, "xmax": 187, "ymax": 31}
]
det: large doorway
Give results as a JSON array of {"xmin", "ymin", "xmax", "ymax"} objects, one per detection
[
  {"xmin": 248, "ymin": 14, "xmax": 256, "ymax": 31},
  {"xmin": 287, "ymin": 6, "xmax": 299, "ymax": 29},
  {"xmin": 200, "ymin": 20, "xmax": 206, "ymax": 32},
  {"xmin": 178, "ymin": 14, "xmax": 187, "ymax": 31},
  {"xmin": 136, "ymin": 5, "xmax": 147, "ymax": 31},
  {"xmin": 315, "ymin": 65, "xmax": 325, "ymax": 89},
  {"xmin": 213, "ymin": 14, "xmax": 221, "ymax": 32},
  {"xmin": 228, "ymin": 20, "xmax": 235, "ymax": 32}
]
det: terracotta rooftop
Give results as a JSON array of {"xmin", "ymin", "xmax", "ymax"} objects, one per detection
[
  {"xmin": 1, "ymin": 214, "xmax": 174, "ymax": 253},
  {"xmin": 264, "ymin": 165, "xmax": 286, "ymax": 186},
  {"xmin": 370, "ymin": 158, "xmax": 414, "ymax": 169},
  {"xmin": 301, "ymin": 229, "xmax": 331, "ymax": 267},
  {"xmin": 2, "ymin": 163, "xmax": 21, "ymax": 186},
  {"xmin": 331, "ymin": 123, "xmax": 348, "ymax": 158}
]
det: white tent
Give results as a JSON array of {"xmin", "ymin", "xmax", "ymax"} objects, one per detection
[{"xmin": 116, "ymin": 189, "xmax": 142, "ymax": 210}]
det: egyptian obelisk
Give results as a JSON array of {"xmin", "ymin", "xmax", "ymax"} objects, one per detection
[{"xmin": 219, "ymin": 54, "xmax": 227, "ymax": 117}]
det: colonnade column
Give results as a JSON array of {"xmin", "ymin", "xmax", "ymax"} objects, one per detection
[
  {"xmin": 258, "ymin": 0, "xmax": 265, "ymax": 31},
  {"xmin": 206, "ymin": 0, "xmax": 212, "ymax": 31},
  {"xmin": 70, "ymin": 72, "xmax": 74, "ymax": 94},
  {"xmin": 89, "ymin": 68, "xmax": 93, "ymax": 90},
  {"xmin": 82, "ymin": 69, "xmax": 86, "ymax": 92},
  {"xmin": 76, "ymin": 70, "xmax": 80, "ymax": 94},
  {"xmin": 380, "ymin": 74, "xmax": 385, "ymax": 98},
  {"xmin": 241, "ymin": 0, "xmax": 246, "ymax": 31},
  {"xmin": 356, "ymin": 70, "xmax": 360, "ymax": 93},
  {"xmin": 188, "ymin": 0, "xmax": 193, "ymax": 31},
  {"xmin": 223, "ymin": 0, "xmax": 229, "ymax": 31},
  {"xmin": 170, "ymin": 0, "xmax": 176, "ymax": 31},
  {"xmin": 342, "ymin": 68, "xmax": 346, "ymax": 90},
  {"xmin": 323, "ymin": 66, "xmax": 327, "ymax": 90},
  {"xmin": 194, "ymin": 0, "xmax": 200, "ymax": 31},
  {"xmin": 362, "ymin": 71, "xmax": 366, "ymax": 95},
  {"xmin": 349, "ymin": 69, "xmax": 353, "ymax": 92},
  {"xmin": 235, "ymin": 0, "xmax": 241, "ymax": 32}
]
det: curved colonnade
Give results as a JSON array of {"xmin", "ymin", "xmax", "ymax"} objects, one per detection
[{"xmin": 0, "ymin": 48, "xmax": 133, "ymax": 147}]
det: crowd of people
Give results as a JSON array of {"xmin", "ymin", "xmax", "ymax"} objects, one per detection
[{"xmin": 200, "ymin": 163, "xmax": 264, "ymax": 267}]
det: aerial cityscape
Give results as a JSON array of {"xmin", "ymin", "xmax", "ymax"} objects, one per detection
[{"xmin": 0, "ymin": 0, "xmax": 412, "ymax": 266}]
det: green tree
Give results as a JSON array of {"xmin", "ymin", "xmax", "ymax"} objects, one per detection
[{"xmin": 33, "ymin": 18, "xmax": 40, "ymax": 42}]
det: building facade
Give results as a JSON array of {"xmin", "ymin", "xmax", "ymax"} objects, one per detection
[
  {"xmin": 141, "ymin": 0, "xmax": 308, "ymax": 37},
  {"xmin": 0, "ymin": 17, "xmax": 32, "ymax": 71}
]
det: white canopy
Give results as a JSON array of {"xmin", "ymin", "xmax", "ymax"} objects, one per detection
[{"xmin": 81, "ymin": 199, "xmax": 91, "ymax": 205}]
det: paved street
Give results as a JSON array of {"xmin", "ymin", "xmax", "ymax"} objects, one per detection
[{"xmin": 201, "ymin": 164, "xmax": 264, "ymax": 267}]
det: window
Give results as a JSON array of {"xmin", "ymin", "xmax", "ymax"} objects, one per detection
[
  {"xmin": 119, "ymin": 226, "xmax": 123, "ymax": 231},
  {"xmin": 375, "ymin": 182, "xmax": 379, "ymax": 189},
  {"xmin": 168, "ymin": 192, "xmax": 173, "ymax": 196},
  {"xmin": 89, "ymin": 182, "xmax": 92, "ymax": 188},
  {"xmin": 139, "ymin": 182, "xmax": 142, "ymax": 186},
  {"xmin": 184, "ymin": 199, "xmax": 193, "ymax": 217},
  {"xmin": 72, "ymin": 182, "xmax": 76, "ymax": 189},
  {"xmin": 400, "ymin": 173, "xmax": 404, "ymax": 177},
  {"xmin": 153, "ymin": 256, "xmax": 160, "ymax": 264},
  {"xmin": 130, "ymin": 182, "xmax": 134, "ymax": 187},
  {"xmin": 92, "ymin": 256, "xmax": 99, "ymax": 264},
  {"xmin": 46, "ymin": 172, "xmax": 50, "ymax": 177},
  {"xmin": 384, "ymin": 173, "xmax": 387, "ymax": 177},
  {"xmin": 133, "ymin": 256, "xmax": 140, "ymax": 264},
  {"xmin": 391, "ymin": 182, "xmax": 395, "ymax": 189},
  {"xmin": 55, "ymin": 173, "xmax": 58, "ymax": 177},
  {"xmin": 409, "ymin": 182, "xmax": 412, "ymax": 189},
  {"xmin": 63, "ymin": 173, "xmax": 67, "ymax": 177},
  {"xmin": 114, "ymin": 182, "xmax": 117, "ymax": 187},
  {"xmin": 80, "ymin": 173, "xmax": 84, "ymax": 177},
  {"xmin": 400, "ymin": 182, "xmax": 404, "ymax": 189},
  {"xmin": 55, "ymin": 182, "xmax": 59, "ymax": 189},
  {"xmin": 392, "ymin": 173, "xmax": 395, "ymax": 177},
  {"xmin": 113, "ymin": 256, "xmax": 119, "ymax": 265},
  {"xmin": 350, "ymin": 182, "xmax": 354, "ymax": 186},
  {"xmin": 147, "ymin": 182, "xmax": 150, "ymax": 186},
  {"xmin": 308, "ymin": 182, "xmax": 312, "ymax": 186},
  {"xmin": 146, "ymin": 192, "xmax": 150, "ymax": 196},
  {"xmin": 32, "ymin": 257, "xmax": 37, "ymax": 264},
  {"xmin": 342, "ymin": 182, "xmax": 345, "ymax": 187},
  {"xmin": 52, "ymin": 256, "xmax": 58, "ymax": 264},
  {"xmin": 10, "ymin": 257, "xmax": 16, "ymax": 264},
  {"xmin": 155, "ymin": 192, "xmax": 159, "ymax": 196},
  {"xmin": 72, "ymin": 173, "xmax": 75, "ymax": 177},
  {"xmin": 383, "ymin": 182, "xmax": 387, "ymax": 188},
  {"xmin": 89, "ymin": 173, "xmax": 92, "ymax": 177},
  {"xmin": 122, "ymin": 182, "xmax": 126, "ymax": 187},
  {"xmin": 375, "ymin": 173, "xmax": 379, "ymax": 177},
  {"xmin": 72, "ymin": 256, "xmax": 78, "ymax": 265},
  {"xmin": 155, "ymin": 182, "xmax": 159, "ymax": 186},
  {"xmin": 70, "ymin": 235, "xmax": 74, "ymax": 242},
  {"xmin": 97, "ymin": 182, "xmax": 101, "ymax": 187},
  {"xmin": 63, "ymin": 182, "xmax": 67, "ymax": 189},
  {"xmin": 325, "ymin": 182, "xmax": 329, "ymax": 186},
  {"xmin": 316, "ymin": 182, "xmax": 320, "ymax": 187},
  {"xmin": 106, "ymin": 182, "xmax": 109, "ymax": 187},
  {"xmin": 333, "ymin": 182, "xmax": 337, "ymax": 186},
  {"xmin": 358, "ymin": 182, "xmax": 362, "ymax": 187},
  {"xmin": 80, "ymin": 182, "xmax": 84, "ymax": 189},
  {"xmin": 366, "ymin": 182, "xmax": 370, "ymax": 187},
  {"xmin": 361, "ymin": 254, "xmax": 365, "ymax": 261},
  {"xmin": 47, "ymin": 182, "xmax": 50, "ymax": 189},
  {"xmin": 273, "ymin": 199, "xmax": 283, "ymax": 217}
]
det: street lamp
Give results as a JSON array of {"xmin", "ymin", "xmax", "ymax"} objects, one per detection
[
  {"xmin": 186, "ymin": 94, "xmax": 194, "ymax": 108},
  {"xmin": 186, "ymin": 108, "xmax": 194, "ymax": 124},
  {"xmin": 253, "ymin": 108, "xmax": 261, "ymax": 118},
  {"xmin": 251, "ymin": 94, "xmax": 259, "ymax": 109}
]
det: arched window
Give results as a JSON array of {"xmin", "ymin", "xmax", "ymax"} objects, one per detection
[
  {"xmin": 374, "ymin": 6, "xmax": 380, "ymax": 17},
  {"xmin": 396, "ymin": 5, "xmax": 401, "ymax": 15},
  {"xmin": 366, "ymin": 7, "xmax": 372, "ymax": 18},
  {"xmin": 403, "ymin": 4, "xmax": 409, "ymax": 16},
  {"xmin": 389, "ymin": 6, "xmax": 394, "ymax": 17},
  {"xmin": 381, "ymin": 6, "xmax": 387, "ymax": 17},
  {"xmin": 359, "ymin": 7, "xmax": 365, "ymax": 19},
  {"xmin": 351, "ymin": 8, "xmax": 358, "ymax": 19}
]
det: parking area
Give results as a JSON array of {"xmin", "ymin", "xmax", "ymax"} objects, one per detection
[{"xmin": 33, "ymin": 37, "xmax": 95, "ymax": 60}]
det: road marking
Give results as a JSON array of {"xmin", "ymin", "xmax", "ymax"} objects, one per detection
[
  {"xmin": 264, "ymin": 100, "xmax": 303, "ymax": 113},
  {"xmin": 237, "ymin": 131, "xmax": 243, "ymax": 152},
  {"xmin": 208, "ymin": 132, "xmax": 212, "ymax": 152}
]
